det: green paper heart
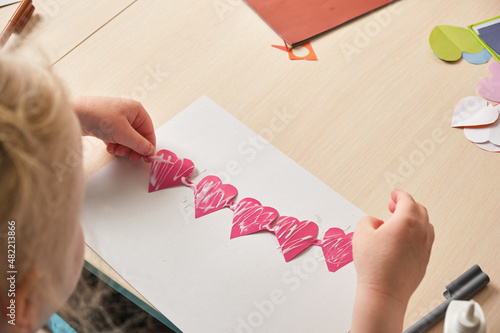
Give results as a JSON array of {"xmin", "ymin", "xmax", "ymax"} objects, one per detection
[{"xmin": 429, "ymin": 25, "xmax": 484, "ymax": 61}]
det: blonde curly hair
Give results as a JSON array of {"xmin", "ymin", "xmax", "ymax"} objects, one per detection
[{"xmin": 0, "ymin": 51, "xmax": 84, "ymax": 331}]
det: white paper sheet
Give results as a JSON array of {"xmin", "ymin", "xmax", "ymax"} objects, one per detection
[
  {"xmin": 82, "ymin": 96, "xmax": 365, "ymax": 333},
  {"xmin": 0, "ymin": 0, "xmax": 20, "ymax": 8}
]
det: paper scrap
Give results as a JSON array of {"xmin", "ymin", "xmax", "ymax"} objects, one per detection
[
  {"xmin": 478, "ymin": 61, "xmax": 500, "ymax": 102},
  {"xmin": 464, "ymin": 126, "xmax": 490, "ymax": 143},
  {"xmin": 429, "ymin": 25, "xmax": 484, "ymax": 62},
  {"xmin": 452, "ymin": 96, "xmax": 500, "ymax": 152},
  {"xmin": 462, "ymin": 48, "xmax": 492, "ymax": 65},
  {"xmin": 272, "ymin": 41, "xmax": 318, "ymax": 61},
  {"xmin": 271, "ymin": 44, "xmax": 288, "ymax": 52},
  {"xmin": 288, "ymin": 42, "xmax": 318, "ymax": 60},
  {"xmin": 473, "ymin": 141, "xmax": 500, "ymax": 152},
  {"xmin": 451, "ymin": 96, "xmax": 497, "ymax": 127},
  {"xmin": 0, "ymin": 0, "xmax": 20, "ymax": 7},
  {"xmin": 464, "ymin": 116, "xmax": 500, "ymax": 149}
]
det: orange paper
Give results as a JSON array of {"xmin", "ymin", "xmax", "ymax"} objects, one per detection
[
  {"xmin": 288, "ymin": 42, "xmax": 317, "ymax": 60},
  {"xmin": 272, "ymin": 41, "xmax": 318, "ymax": 60},
  {"xmin": 245, "ymin": 0, "xmax": 394, "ymax": 46}
]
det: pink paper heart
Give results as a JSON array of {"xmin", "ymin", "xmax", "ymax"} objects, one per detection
[
  {"xmin": 194, "ymin": 175, "xmax": 238, "ymax": 218},
  {"xmin": 231, "ymin": 198, "xmax": 278, "ymax": 239},
  {"xmin": 478, "ymin": 61, "xmax": 500, "ymax": 103},
  {"xmin": 321, "ymin": 228, "xmax": 353, "ymax": 273},
  {"xmin": 148, "ymin": 150, "xmax": 194, "ymax": 193},
  {"xmin": 274, "ymin": 217, "xmax": 318, "ymax": 262}
]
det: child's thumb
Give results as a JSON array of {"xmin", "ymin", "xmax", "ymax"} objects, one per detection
[
  {"xmin": 355, "ymin": 216, "xmax": 384, "ymax": 235},
  {"xmin": 119, "ymin": 130, "xmax": 155, "ymax": 156}
]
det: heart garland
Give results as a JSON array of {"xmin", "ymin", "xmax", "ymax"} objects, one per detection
[{"xmin": 148, "ymin": 150, "xmax": 354, "ymax": 273}]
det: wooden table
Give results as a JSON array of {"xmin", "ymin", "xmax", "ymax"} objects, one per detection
[{"xmin": 2, "ymin": 1, "xmax": 499, "ymax": 331}]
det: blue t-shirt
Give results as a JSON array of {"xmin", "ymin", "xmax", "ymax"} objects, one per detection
[{"xmin": 46, "ymin": 313, "xmax": 77, "ymax": 333}]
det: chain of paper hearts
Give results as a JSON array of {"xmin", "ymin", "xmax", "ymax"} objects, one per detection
[{"xmin": 147, "ymin": 150, "xmax": 353, "ymax": 273}]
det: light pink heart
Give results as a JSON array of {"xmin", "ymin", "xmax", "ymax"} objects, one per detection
[
  {"xmin": 478, "ymin": 61, "xmax": 500, "ymax": 103},
  {"xmin": 321, "ymin": 228, "xmax": 353, "ymax": 273},
  {"xmin": 148, "ymin": 150, "xmax": 194, "ymax": 193},
  {"xmin": 194, "ymin": 175, "xmax": 238, "ymax": 218},
  {"xmin": 231, "ymin": 198, "xmax": 278, "ymax": 239},
  {"xmin": 274, "ymin": 216, "xmax": 319, "ymax": 262}
]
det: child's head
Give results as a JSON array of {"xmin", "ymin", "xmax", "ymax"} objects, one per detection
[{"xmin": 0, "ymin": 52, "xmax": 85, "ymax": 332}]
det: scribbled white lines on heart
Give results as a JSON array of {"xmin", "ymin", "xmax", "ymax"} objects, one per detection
[
  {"xmin": 150, "ymin": 154, "xmax": 194, "ymax": 191},
  {"xmin": 274, "ymin": 217, "xmax": 315, "ymax": 255}
]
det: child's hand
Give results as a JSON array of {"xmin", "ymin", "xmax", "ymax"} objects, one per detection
[
  {"xmin": 351, "ymin": 189, "xmax": 434, "ymax": 333},
  {"xmin": 73, "ymin": 96, "xmax": 156, "ymax": 162}
]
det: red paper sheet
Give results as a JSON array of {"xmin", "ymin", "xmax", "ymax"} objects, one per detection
[{"xmin": 244, "ymin": 0, "xmax": 395, "ymax": 46}]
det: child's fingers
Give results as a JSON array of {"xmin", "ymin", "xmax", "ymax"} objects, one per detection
[
  {"xmin": 390, "ymin": 188, "xmax": 415, "ymax": 206},
  {"xmin": 106, "ymin": 143, "xmax": 118, "ymax": 155},
  {"xmin": 427, "ymin": 222, "xmax": 435, "ymax": 245},
  {"xmin": 389, "ymin": 189, "xmax": 417, "ymax": 217},
  {"xmin": 388, "ymin": 188, "xmax": 404, "ymax": 213},
  {"xmin": 129, "ymin": 151, "xmax": 143, "ymax": 163},
  {"xmin": 415, "ymin": 203, "xmax": 432, "ymax": 238},
  {"xmin": 135, "ymin": 123, "xmax": 156, "ymax": 153},
  {"xmin": 124, "ymin": 101, "xmax": 156, "ymax": 155},
  {"xmin": 390, "ymin": 188, "xmax": 399, "ymax": 206},
  {"xmin": 417, "ymin": 203, "xmax": 429, "ymax": 223},
  {"xmin": 116, "ymin": 127, "xmax": 155, "ymax": 157},
  {"xmin": 106, "ymin": 143, "xmax": 131, "ymax": 158},
  {"xmin": 356, "ymin": 216, "xmax": 384, "ymax": 234},
  {"xmin": 388, "ymin": 200, "xmax": 396, "ymax": 213},
  {"xmin": 107, "ymin": 142, "xmax": 150, "ymax": 163},
  {"xmin": 388, "ymin": 190, "xmax": 431, "ymax": 233},
  {"xmin": 126, "ymin": 100, "xmax": 156, "ymax": 148},
  {"xmin": 115, "ymin": 145, "xmax": 131, "ymax": 158}
]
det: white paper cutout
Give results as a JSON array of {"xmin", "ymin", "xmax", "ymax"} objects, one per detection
[
  {"xmin": 473, "ymin": 141, "xmax": 500, "ymax": 152},
  {"xmin": 452, "ymin": 96, "xmax": 500, "ymax": 152},
  {"xmin": 464, "ymin": 126, "xmax": 490, "ymax": 143},
  {"xmin": 463, "ymin": 116, "xmax": 500, "ymax": 148},
  {"xmin": 451, "ymin": 96, "xmax": 498, "ymax": 127},
  {"xmin": 488, "ymin": 118, "xmax": 500, "ymax": 145}
]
